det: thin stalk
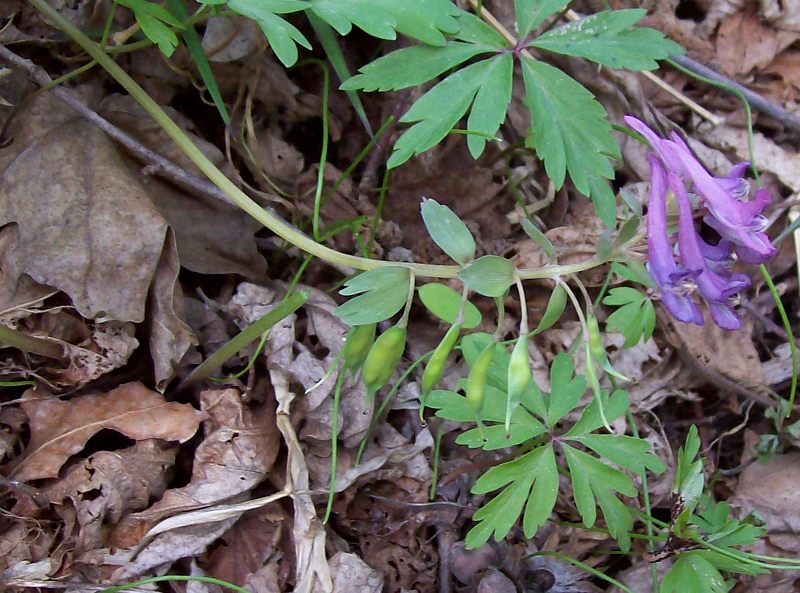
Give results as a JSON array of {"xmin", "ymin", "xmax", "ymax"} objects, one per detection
[
  {"xmin": 534, "ymin": 552, "xmax": 637, "ymax": 593},
  {"xmin": 759, "ymin": 264, "xmax": 797, "ymax": 427},
  {"xmin": 99, "ymin": 575, "xmax": 251, "ymax": 593},
  {"xmin": 627, "ymin": 409, "xmax": 659, "ymax": 593},
  {"xmin": 355, "ymin": 350, "xmax": 433, "ymax": 464},
  {"xmin": 429, "ymin": 422, "xmax": 445, "ymax": 500},
  {"xmin": 324, "ymin": 370, "xmax": 346, "ymax": 523}
]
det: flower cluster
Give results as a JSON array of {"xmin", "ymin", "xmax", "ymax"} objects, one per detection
[{"xmin": 625, "ymin": 116, "xmax": 776, "ymax": 330}]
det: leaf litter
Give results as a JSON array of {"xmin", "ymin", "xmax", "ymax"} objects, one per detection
[{"xmin": 2, "ymin": 0, "xmax": 800, "ymax": 592}]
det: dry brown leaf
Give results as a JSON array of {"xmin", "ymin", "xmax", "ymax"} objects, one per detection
[
  {"xmin": 715, "ymin": 5, "xmax": 799, "ymax": 76},
  {"xmin": 110, "ymin": 388, "xmax": 279, "ymax": 545},
  {"xmin": 98, "ymin": 516, "xmax": 240, "ymax": 582},
  {"xmin": 661, "ymin": 310, "xmax": 766, "ymax": 390},
  {"xmin": 0, "ymin": 92, "xmax": 168, "ymax": 322},
  {"xmin": 99, "ymin": 95, "xmax": 268, "ymax": 280},
  {"xmin": 4, "ymin": 382, "xmax": 204, "ymax": 482},
  {"xmin": 733, "ymin": 452, "xmax": 800, "ymax": 539},
  {"xmin": 148, "ymin": 230, "xmax": 196, "ymax": 390},
  {"xmin": 312, "ymin": 552, "xmax": 383, "ymax": 593},
  {"xmin": 204, "ymin": 506, "xmax": 290, "ymax": 590},
  {"xmin": 40, "ymin": 440, "xmax": 176, "ymax": 554},
  {"xmin": 201, "ymin": 16, "xmax": 261, "ymax": 62}
]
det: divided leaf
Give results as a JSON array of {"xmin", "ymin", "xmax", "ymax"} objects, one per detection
[
  {"xmin": 117, "ymin": 0, "xmax": 184, "ymax": 56},
  {"xmin": 214, "ymin": 0, "xmax": 311, "ymax": 66},
  {"xmin": 388, "ymin": 55, "xmax": 512, "ymax": 168},
  {"xmin": 603, "ymin": 287, "xmax": 656, "ymax": 347},
  {"xmin": 334, "ymin": 266, "xmax": 411, "ymax": 325},
  {"xmin": 420, "ymin": 198, "xmax": 476, "ymax": 264},
  {"xmin": 467, "ymin": 444, "xmax": 558, "ymax": 548},
  {"xmin": 520, "ymin": 56, "xmax": 620, "ymax": 227},
  {"xmin": 514, "ymin": 0, "xmax": 571, "ymax": 39},
  {"xmin": 342, "ymin": 42, "xmax": 492, "ymax": 91},
  {"xmin": 310, "ymin": 0, "xmax": 461, "ymax": 45},
  {"xmin": 562, "ymin": 443, "xmax": 637, "ymax": 551},
  {"xmin": 529, "ymin": 9, "xmax": 684, "ymax": 71}
]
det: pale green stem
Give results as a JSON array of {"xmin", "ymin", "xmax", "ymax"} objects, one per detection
[{"xmin": 27, "ymin": 0, "xmax": 609, "ymax": 282}]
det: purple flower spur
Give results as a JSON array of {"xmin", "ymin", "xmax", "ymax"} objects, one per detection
[{"xmin": 625, "ymin": 116, "xmax": 776, "ymax": 330}]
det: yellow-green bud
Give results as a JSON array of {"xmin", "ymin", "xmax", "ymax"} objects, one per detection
[
  {"xmin": 421, "ymin": 323, "xmax": 462, "ymax": 397},
  {"xmin": 506, "ymin": 335, "xmax": 532, "ymax": 432},
  {"xmin": 466, "ymin": 342, "xmax": 495, "ymax": 413},
  {"xmin": 362, "ymin": 325, "xmax": 407, "ymax": 398},
  {"xmin": 588, "ymin": 314, "xmax": 605, "ymax": 361},
  {"xmin": 342, "ymin": 323, "xmax": 376, "ymax": 373}
]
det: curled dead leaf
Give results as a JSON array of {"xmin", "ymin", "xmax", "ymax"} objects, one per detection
[{"xmin": 3, "ymin": 382, "xmax": 205, "ymax": 482}]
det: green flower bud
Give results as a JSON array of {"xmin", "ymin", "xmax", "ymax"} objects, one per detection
[
  {"xmin": 506, "ymin": 335, "xmax": 532, "ymax": 432},
  {"xmin": 588, "ymin": 314, "xmax": 605, "ymax": 361},
  {"xmin": 342, "ymin": 323, "xmax": 376, "ymax": 373},
  {"xmin": 466, "ymin": 342, "xmax": 495, "ymax": 413},
  {"xmin": 362, "ymin": 325, "xmax": 407, "ymax": 398},
  {"xmin": 421, "ymin": 323, "xmax": 462, "ymax": 397}
]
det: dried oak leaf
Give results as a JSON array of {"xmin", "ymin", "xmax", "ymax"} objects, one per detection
[
  {"xmin": 110, "ymin": 388, "xmax": 279, "ymax": 546},
  {"xmin": 40, "ymin": 439, "xmax": 176, "ymax": 554},
  {"xmin": 3, "ymin": 382, "xmax": 204, "ymax": 482},
  {"xmin": 0, "ymin": 92, "xmax": 167, "ymax": 322}
]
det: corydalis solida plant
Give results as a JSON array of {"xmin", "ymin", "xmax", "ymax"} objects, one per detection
[{"xmin": 627, "ymin": 116, "xmax": 776, "ymax": 330}]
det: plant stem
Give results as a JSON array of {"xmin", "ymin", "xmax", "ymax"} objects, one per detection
[{"xmin": 26, "ymin": 0, "xmax": 609, "ymax": 282}]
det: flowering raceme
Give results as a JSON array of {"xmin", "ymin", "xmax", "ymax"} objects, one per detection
[{"xmin": 625, "ymin": 116, "xmax": 776, "ymax": 330}]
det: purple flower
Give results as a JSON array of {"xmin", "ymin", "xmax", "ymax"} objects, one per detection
[
  {"xmin": 624, "ymin": 115, "xmax": 775, "ymax": 263},
  {"xmin": 646, "ymin": 157, "xmax": 703, "ymax": 326},
  {"xmin": 672, "ymin": 174, "xmax": 750, "ymax": 330},
  {"xmin": 625, "ymin": 115, "xmax": 775, "ymax": 330}
]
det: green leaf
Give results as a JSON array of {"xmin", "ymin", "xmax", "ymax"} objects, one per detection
[
  {"xmin": 388, "ymin": 56, "xmax": 512, "ymax": 168},
  {"xmin": 467, "ymin": 53, "xmax": 513, "ymax": 158},
  {"xmin": 453, "ymin": 10, "xmax": 508, "ymax": 47},
  {"xmin": 561, "ymin": 443, "xmax": 636, "ymax": 550},
  {"xmin": 418, "ymin": 284, "xmax": 481, "ymax": 329},
  {"xmin": 571, "ymin": 433, "xmax": 665, "ymax": 473},
  {"xmin": 420, "ymin": 198, "xmax": 476, "ymax": 264},
  {"xmin": 520, "ymin": 56, "xmax": 619, "ymax": 223},
  {"xmin": 662, "ymin": 553, "xmax": 728, "ymax": 593},
  {"xmin": 334, "ymin": 267, "xmax": 410, "ymax": 325},
  {"xmin": 564, "ymin": 389, "xmax": 629, "ymax": 437},
  {"xmin": 458, "ymin": 255, "xmax": 515, "ymax": 297},
  {"xmin": 674, "ymin": 425, "xmax": 705, "ymax": 522},
  {"xmin": 117, "ymin": 0, "xmax": 183, "ymax": 56},
  {"xmin": 603, "ymin": 287, "xmax": 656, "ymax": 347},
  {"xmin": 533, "ymin": 283, "xmax": 567, "ymax": 336},
  {"xmin": 310, "ymin": 0, "xmax": 460, "ymax": 45},
  {"xmin": 461, "ymin": 332, "xmax": 508, "ymax": 392},
  {"xmin": 222, "ymin": 0, "xmax": 312, "ymax": 66},
  {"xmin": 616, "ymin": 214, "xmax": 640, "ymax": 246},
  {"xmin": 165, "ymin": 0, "xmax": 229, "ymax": 123},
  {"xmin": 467, "ymin": 444, "xmax": 558, "ymax": 547},
  {"xmin": 619, "ymin": 188, "xmax": 643, "ymax": 217},
  {"xmin": 691, "ymin": 499, "xmax": 765, "ymax": 548},
  {"xmin": 529, "ymin": 9, "xmax": 685, "ymax": 71},
  {"xmin": 514, "ymin": 0, "xmax": 571, "ymax": 39},
  {"xmin": 341, "ymin": 42, "xmax": 492, "ymax": 91},
  {"xmin": 521, "ymin": 218, "xmax": 556, "ymax": 263},
  {"xmin": 545, "ymin": 353, "xmax": 586, "ymax": 428},
  {"xmin": 427, "ymin": 385, "xmax": 547, "ymax": 450},
  {"xmin": 610, "ymin": 261, "xmax": 656, "ymax": 288}
]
